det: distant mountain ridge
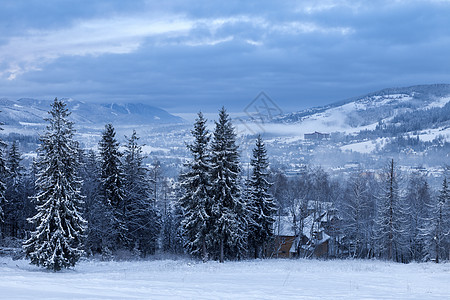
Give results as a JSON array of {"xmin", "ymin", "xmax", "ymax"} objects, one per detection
[
  {"xmin": 0, "ymin": 98, "xmax": 185, "ymax": 126},
  {"xmin": 1, "ymin": 85, "xmax": 449, "ymax": 164},
  {"xmin": 275, "ymin": 84, "xmax": 450, "ymax": 130}
]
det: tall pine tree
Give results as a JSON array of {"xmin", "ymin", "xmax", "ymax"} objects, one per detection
[
  {"xmin": 179, "ymin": 112, "xmax": 211, "ymax": 261},
  {"xmin": 4, "ymin": 141, "xmax": 26, "ymax": 238},
  {"xmin": 23, "ymin": 98, "xmax": 86, "ymax": 271},
  {"xmin": 247, "ymin": 135, "xmax": 276, "ymax": 259},
  {"xmin": 123, "ymin": 130, "xmax": 160, "ymax": 256},
  {"xmin": 209, "ymin": 107, "xmax": 247, "ymax": 262},
  {"xmin": 374, "ymin": 159, "xmax": 409, "ymax": 262},
  {"xmin": 341, "ymin": 172, "xmax": 375, "ymax": 258},
  {"xmin": 98, "ymin": 123, "xmax": 127, "ymax": 252}
]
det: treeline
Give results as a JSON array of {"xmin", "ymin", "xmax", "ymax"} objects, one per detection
[
  {"xmin": 356, "ymin": 101, "xmax": 450, "ymax": 140},
  {"xmin": 1, "ymin": 99, "xmax": 179, "ymax": 268},
  {"xmin": 0, "ymin": 98, "xmax": 449, "ymax": 271},
  {"xmin": 0, "ymin": 100, "xmax": 276, "ymax": 270}
]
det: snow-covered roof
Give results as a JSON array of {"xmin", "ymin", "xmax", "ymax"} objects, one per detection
[
  {"xmin": 302, "ymin": 214, "xmax": 330, "ymax": 245},
  {"xmin": 307, "ymin": 200, "xmax": 334, "ymax": 211},
  {"xmin": 302, "ymin": 215, "xmax": 319, "ymax": 239},
  {"xmin": 320, "ymin": 212, "xmax": 332, "ymax": 223}
]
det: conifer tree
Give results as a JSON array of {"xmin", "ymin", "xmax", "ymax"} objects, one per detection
[
  {"xmin": 123, "ymin": 130, "xmax": 160, "ymax": 256},
  {"xmin": 23, "ymin": 98, "xmax": 86, "ymax": 271},
  {"xmin": 179, "ymin": 112, "xmax": 212, "ymax": 261},
  {"xmin": 247, "ymin": 135, "xmax": 276, "ymax": 258},
  {"xmin": 4, "ymin": 141, "xmax": 26, "ymax": 237},
  {"xmin": 209, "ymin": 107, "xmax": 247, "ymax": 262},
  {"xmin": 6, "ymin": 141, "xmax": 22, "ymax": 185},
  {"xmin": 374, "ymin": 159, "xmax": 408, "ymax": 262},
  {"xmin": 341, "ymin": 172, "xmax": 374, "ymax": 258},
  {"xmin": 98, "ymin": 123, "xmax": 127, "ymax": 251}
]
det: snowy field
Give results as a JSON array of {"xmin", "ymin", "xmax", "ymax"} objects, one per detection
[{"xmin": 1, "ymin": 257, "xmax": 449, "ymax": 299}]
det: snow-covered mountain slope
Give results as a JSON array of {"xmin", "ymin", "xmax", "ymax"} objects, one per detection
[
  {"xmin": 234, "ymin": 84, "xmax": 450, "ymax": 161},
  {"xmin": 0, "ymin": 98, "xmax": 184, "ymax": 127},
  {"xmin": 274, "ymin": 84, "xmax": 450, "ymax": 135}
]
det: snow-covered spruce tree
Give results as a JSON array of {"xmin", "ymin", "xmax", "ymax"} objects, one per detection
[
  {"xmin": 373, "ymin": 159, "xmax": 409, "ymax": 262},
  {"xmin": 6, "ymin": 141, "xmax": 23, "ymax": 187},
  {"xmin": 209, "ymin": 107, "xmax": 247, "ymax": 263},
  {"xmin": 123, "ymin": 130, "xmax": 160, "ymax": 256},
  {"xmin": 179, "ymin": 112, "xmax": 212, "ymax": 261},
  {"xmin": 23, "ymin": 98, "xmax": 86, "ymax": 271},
  {"xmin": 422, "ymin": 178, "xmax": 449, "ymax": 263},
  {"xmin": 341, "ymin": 172, "xmax": 373, "ymax": 258},
  {"xmin": 99, "ymin": 123, "xmax": 127, "ymax": 252},
  {"xmin": 4, "ymin": 141, "xmax": 26, "ymax": 238},
  {"xmin": 247, "ymin": 135, "xmax": 276, "ymax": 259}
]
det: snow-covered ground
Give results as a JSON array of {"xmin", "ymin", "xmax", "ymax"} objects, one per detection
[
  {"xmin": 1, "ymin": 257, "xmax": 449, "ymax": 299},
  {"xmin": 340, "ymin": 138, "xmax": 389, "ymax": 154},
  {"xmin": 417, "ymin": 126, "xmax": 450, "ymax": 142},
  {"xmin": 424, "ymin": 96, "xmax": 450, "ymax": 109}
]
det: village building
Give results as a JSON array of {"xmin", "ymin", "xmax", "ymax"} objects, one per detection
[
  {"xmin": 304, "ymin": 131, "xmax": 331, "ymax": 140},
  {"xmin": 269, "ymin": 200, "xmax": 342, "ymax": 259},
  {"xmin": 268, "ymin": 216, "xmax": 297, "ymax": 258}
]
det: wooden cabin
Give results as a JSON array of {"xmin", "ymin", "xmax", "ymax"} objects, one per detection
[{"xmin": 268, "ymin": 216, "xmax": 298, "ymax": 258}]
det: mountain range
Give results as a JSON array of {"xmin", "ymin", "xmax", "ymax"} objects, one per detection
[
  {"xmin": 0, "ymin": 98, "xmax": 184, "ymax": 127},
  {"xmin": 1, "ymin": 85, "xmax": 449, "ymax": 165}
]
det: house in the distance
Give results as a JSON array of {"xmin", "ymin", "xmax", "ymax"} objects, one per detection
[
  {"xmin": 299, "ymin": 211, "xmax": 331, "ymax": 258},
  {"xmin": 268, "ymin": 216, "xmax": 298, "ymax": 258},
  {"xmin": 270, "ymin": 200, "xmax": 342, "ymax": 259},
  {"xmin": 299, "ymin": 200, "xmax": 342, "ymax": 258},
  {"xmin": 304, "ymin": 131, "xmax": 330, "ymax": 140}
]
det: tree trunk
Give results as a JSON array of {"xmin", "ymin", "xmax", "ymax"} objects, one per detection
[
  {"xmin": 202, "ymin": 238, "xmax": 207, "ymax": 263},
  {"xmin": 220, "ymin": 238, "xmax": 224, "ymax": 263},
  {"xmin": 435, "ymin": 232, "xmax": 439, "ymax": 263}
]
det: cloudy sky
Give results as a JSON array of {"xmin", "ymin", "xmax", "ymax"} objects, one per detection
[{"xmin": 1, "ymin": 0, "xmax": 450, "ymax": 114}]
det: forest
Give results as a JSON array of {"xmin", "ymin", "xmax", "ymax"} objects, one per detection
[{"xmin": 0, "ymin": 98, "xmax": 449, "ymax": 271}]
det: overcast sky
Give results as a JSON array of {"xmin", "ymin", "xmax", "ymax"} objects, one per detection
[{"xmin": 1, "ymin": 0, "xmax": 450, "ymax": 114}]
